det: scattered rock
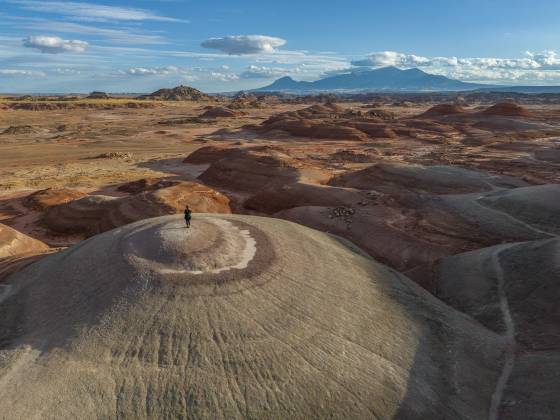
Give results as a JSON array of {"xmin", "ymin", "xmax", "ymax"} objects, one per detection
[
  {"xmin": 1, "ymin": 125, "xmax": 38, "ymax": 135},
  {"xmin": 117, "ymin": 178, "xmax": 179, "ymax": 194},
  {"xmin": 91, "ymin": 152, "xmax": 133, "ymax": 160}
]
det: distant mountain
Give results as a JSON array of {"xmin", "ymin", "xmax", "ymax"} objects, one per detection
[{"xmin": 253, "ymin": 67, "xmax": 487, "ymax": 93}]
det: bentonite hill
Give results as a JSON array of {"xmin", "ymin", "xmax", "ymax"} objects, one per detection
[
  {"xmin": 1, "ymin": 214, "xmax": 503, "ymax": 419},
  {"xmin": 2, "ymin": 80, "xmax": 560, "ymax": 419},
  {"xmin": 5, "ymin": 0, "xmax": 560, "ymax": 416}
]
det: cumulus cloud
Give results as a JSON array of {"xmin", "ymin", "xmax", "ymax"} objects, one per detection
[
  {"xmin": 23, "ymin": 36, "xmax": 88, "ymax": 53},
  {"xmin": 240, "ymin": 65, "xmax": 290, "ymax": 79},
  {"xmin": 351, "ymin": 50, "xmax": 560, "ymax": 84},
  {"xmin": 352, "ymin": 51, "xmax": 432, "ymax": 68},
  {"xmin": 525, "ymin": 50, "xmax": 560, "ymax": 69},
  {"xmin": 201, "ymin": 35, "xmax": 286, "ymax": 55},
  {"xmin": 353, "ymin": 50, "xmax": 560, "ymax": 71}
]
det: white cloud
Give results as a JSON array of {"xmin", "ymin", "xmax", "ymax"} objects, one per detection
[
  {"xmin": 117, "ymin": 66, "xmax": 238, "ymax": 83},
  {"xmin": 525, "ymin": 50, "xmax": 560, "ymax": 69},
  {"xmin": 240, "ymin": 65, "xmax": 290, "ymax": 79},
  {"xmin": 0, "ymin": 69, "xmax": 46, "ymax": 77},
  {"xmin": 207, "ymin": 71, "xmax": 239, "ymax": 82},
  {"xmin": 123, "ymin": 66, "xmax": 181, "ymax": 76},
  {"xmin": 53, "ymin": 68, "xmax": 82, "ymax": 75},
  {"xmin": 353, "ymin": 50, "xmax": 560, "ymax": 71},
  {"xmin": 201, "ymin": 35, "xmax": 286, "ymax": 55},
  {"xmin": 8, "ymin": 0, "xmax": 185, "ymax": 23},
  {"xmin": 17, "ymin": 19, "xmax": 166, "ymax": 45},
  {"xmin": 23, "ymin": 36, "xmax": 88, "ymax": 53},
  {"xmin": 351, "ymin": 51, "xmax": 432, "ymax": 67},
  {"xmin": 351, "ymin": 50, "xmax": 560, "ymax": 85}
]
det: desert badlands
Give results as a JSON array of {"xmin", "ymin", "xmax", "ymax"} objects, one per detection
[{"xmin": 1, "ymin": 89, "xmax": 560, "ymax": 419}]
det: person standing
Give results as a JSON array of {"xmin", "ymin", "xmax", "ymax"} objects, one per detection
[{"xmin": 184, "ymin": 205, "xmax": 192, "ymax": 228}]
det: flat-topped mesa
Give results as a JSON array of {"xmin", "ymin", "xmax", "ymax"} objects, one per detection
[{"xmin": 0, "ymin": 214, "xmax": 504, "ymax": 419}]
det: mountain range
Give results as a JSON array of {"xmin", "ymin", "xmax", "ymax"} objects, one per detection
[
  {"xmin": 253, "ymin": 67, "xmax": 560, "ymax": 94},
  {"xmin": 253, "ymin": 67, "xmax": 487, "ymax": 93}
]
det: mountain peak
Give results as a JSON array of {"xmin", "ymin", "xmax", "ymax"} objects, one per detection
[{"xmin": 403, "ymin": 67, "xmax": 427, "ymax": 74}]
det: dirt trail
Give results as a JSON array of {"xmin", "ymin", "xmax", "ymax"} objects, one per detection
[
  {"xmin": 0, "ymin": 284, "xmax": 12, "ymax": 303},
  {"xmin": 488, "ymin": 245, "xmax": 517, "ymax": 420}
]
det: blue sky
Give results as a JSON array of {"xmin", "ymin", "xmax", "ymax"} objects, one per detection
[{"xmin": 1, "ymin": 0, "xmax": 560, "ymax": 92}]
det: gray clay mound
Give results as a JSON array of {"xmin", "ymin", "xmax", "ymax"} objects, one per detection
[
  {"xmin": 244, "ymin": 182, "xmax": 366, "ymax": 214},
  {"xmin": 436, "ymin": 238, "xmax": 560, "ymax": 420},
  {"xmin": 535, "ymin": 148, "xmax": 560, "ymax": 163},
  {"xmin": 330, "ymin": 162, "xmax": 527, "ymax": 194},
  {"xmin": 0, "ymin": 215, "xmax": 503, "ymax": 419},
  {"xmin": 422, "ymin": 185, "xmax": 559, "ymax": 244},
  {"xmin": 478, "ymin": 184, "xmax": 560, "ymax": 234}
]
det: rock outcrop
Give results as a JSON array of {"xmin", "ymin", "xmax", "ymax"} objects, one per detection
[{"xmin": 138, "ymin": 85, "xmax": 212, "ymax": 101}]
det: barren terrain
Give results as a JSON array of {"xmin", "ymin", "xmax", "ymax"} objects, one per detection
[{"xmin": 1, "ymin": 91, "xmax": 559, "ymax": 418}]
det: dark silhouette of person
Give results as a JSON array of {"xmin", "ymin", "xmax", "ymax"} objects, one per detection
[{"xmin": 184, "ymin": 205, "xmax": 192, "ymax": 228}]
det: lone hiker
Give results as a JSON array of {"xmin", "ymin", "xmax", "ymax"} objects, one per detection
[{"xmin": 184, "ymin": 205, "xmax": 192, "ymax": 228}]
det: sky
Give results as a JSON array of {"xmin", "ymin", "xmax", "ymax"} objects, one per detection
[{"xmin": 1, "ymin": 0, "xmax": 560, "ymax": 93}]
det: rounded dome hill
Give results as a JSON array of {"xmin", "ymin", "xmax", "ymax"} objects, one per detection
[
  {"xmin": 418, "ymin": 103, "xmax": 467, "ymax": 118},
  {"xmin": 481, "ymin": 102, "xmax": 533, "ymax": 118},
  {"xmin": 0, "ymin": 215, "xmax": 503, "ymax": 419},
  {"xmin": 0, "ymin": 223, "xmax": 49, "ymax": 258}
]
